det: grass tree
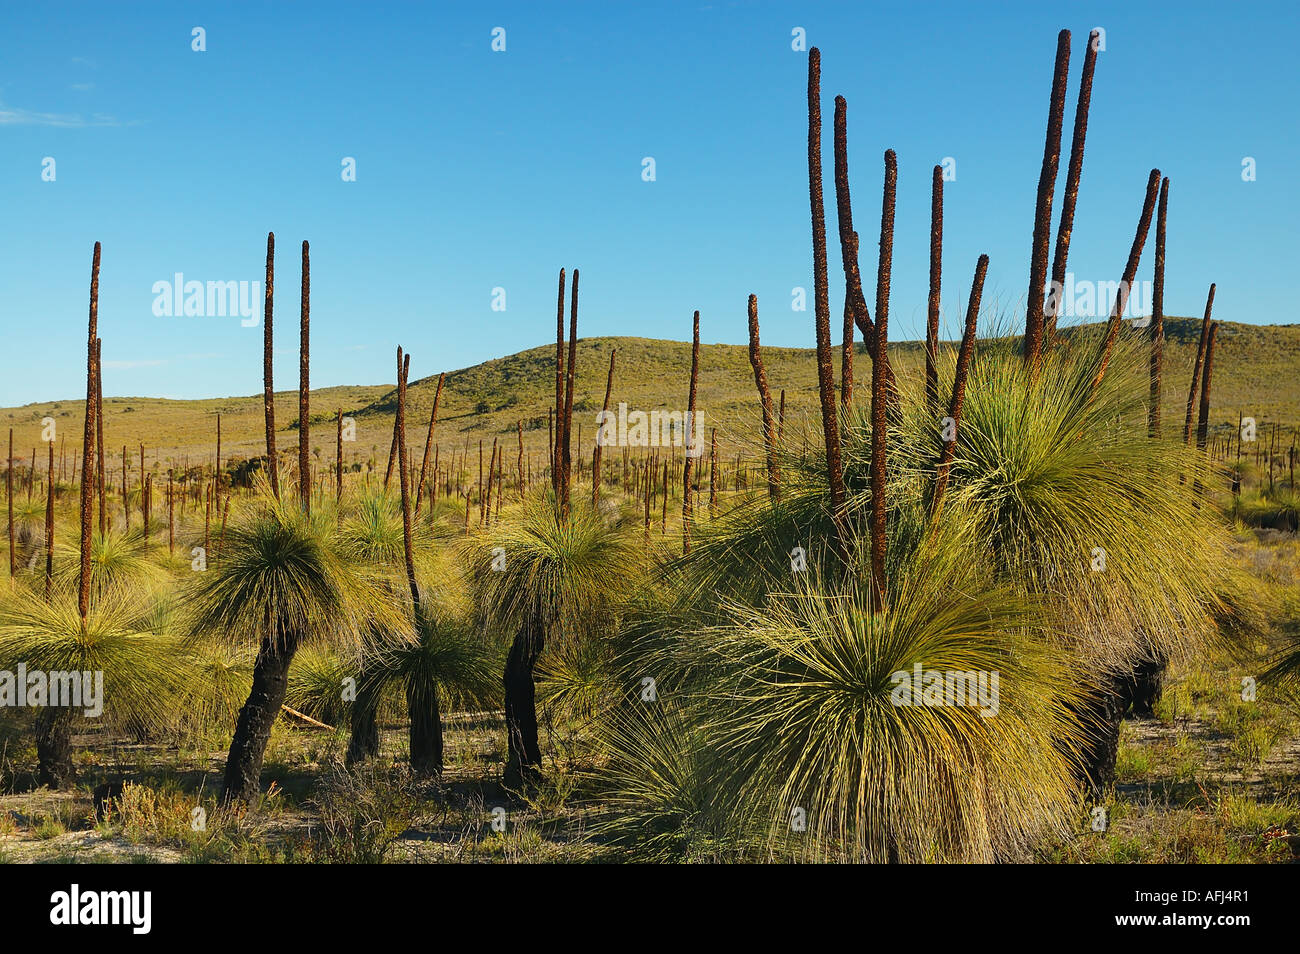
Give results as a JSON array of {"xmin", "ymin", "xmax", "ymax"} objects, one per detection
[
  {"xmin": 471, "ymin": 492, "xmax": 639, "ymax": 790},
  {"xmin": 184, "ymin": 491, "xmax": 402, "ymax": 803},
  {"xmin": 53, "ymin": 529, "xmax": 168, "ymax": 593},
  {"xmin": 602, "ymin": 500, "xmax": 1085, "ymax": 861},
  {"xmin": 348, "ymin": 584, "xmax": 500, "ymax": 775},
  {"xmin": 697, "ymin": 519, "xmax": 1083, "ymax": 862},
  {"xmin": 0, "ymin": 582, "xmax": 186, "ymax": 787},
  {"xmin": 336, "ymin": 489, "xmax": 414, "ymax": 764},
  {"xmin": 895, "ymin": 336, "xmax": 1241, "ymax": 793}
]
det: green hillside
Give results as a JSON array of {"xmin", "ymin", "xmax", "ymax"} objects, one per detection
[{"xmin": 3, "ymin": 318, "xmax": 1298, "ymax": 473}]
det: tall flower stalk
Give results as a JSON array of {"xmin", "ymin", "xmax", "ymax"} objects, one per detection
[
  {"xmin": 1092, "ymin": 169, "xmax": 1162, "ymax": 392},
  {"xmin": 926, "ymin": 164, "xmax": 943, "ymax": 411},
  {"xmin": 80, "ymin": 244, "xmax": 101, "ymax": 621},
  {"xmin": 299, "ymin": 240, "xmax": 311, "ymax": 513},
  {"xmin": 1183, "ymin": 284, "xmax": 1216, "ymax": 444},
  {"xmin": 747, "ymin": 295, "xmax": 780, "ymax": 502},
  {"xmin": 1149, "ymin": 177, "xmax": 1169, "ymax": 438},
  {"xmin": 1046, "ymin": 30, "xmax": 1100, "ymax": 343},
  {"xmin": 682, "ymin": 313, "xmax": 700, "ymax": 552},
  {"xmin": 263, "ymin": 232, "xmax": 279, "ymax": 498},
  {"xmin": 806, "ymin": 48, "xmax": 845, "ymax": 543},
  {"xmin": 1024, "ymin": 29, "xmax": 1071, "ymax": 370}
]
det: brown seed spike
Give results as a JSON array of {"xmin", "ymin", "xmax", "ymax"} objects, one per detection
[
  {"xmin": 395, "ymin": 348, "xmax": 419, "ymax": 607},
  {"xmin": 1047, "ymin": 29, "xmax": 1100, "ymax": 343},
  {"xmin": 79, "ymin": 244, "xmax": 101, "ymax": 620},
  {"xmin": 299, "ymin": 240, "xmax": 311, "ymax": 514},
  {"xmin": 869, "ymin": 150, "xmax": 898, "ymax": 609},
  {"xmin": 931, "ymin": 254, "xmax": 989, "ymax": 521},
  {"xmin": 1024, "ymin": 29, "xmax": 1071, "ymax": 370},
  {"xmin": 927, "ymin": 164, "xmax": 944, "ymax": 412},
  {"xmin": 807, "ymin": 48, "xmax": 846, "ymax": 541},
  {"xmin": 841, "ymin": 301, "xmax": 854, "ymax": 412},
  {"xmin": 1092, "ymin": 169, "xmax": 1162, "ymax": 392},
  {"xmin": 95, "ymin": 338, "xmax": 106, "ymax": 538},
  {"xmin": 832, "ymin": 94, "xmax": 873, "ymax": 396},
  {"xmin": 833, "ymin": 98, "xmax": 876, "ymax": 352},
  {"xmin": 45, "ymin": 439, "xmax": 54, "ymax": 600},
  {"xmin": 1184, "ymin": 284, "xmax": 1216, "ymax": 445},
  {"xmin": 415, "ymin": 372, "xmax": 445, "ymax": 518},
  {"xmin": 263, "ymin": 232, "xmax": 279, "ymax": 499},
  {"xmin": 1196, "ymin": 322, "xmax": 1219, "ymax": 451},
  {"xmin": 553, "ymin": 268, "xmax": 566, "ymax": 497},
  {"xmin": 747, "ymin": 295, "xmax": 780, "ymax": 502},
  {"xmin": 593, "ymin": 350, "xmax": 616, "ymax": 508},
  {"xmin": 7, "ymin": 428, "xmax": 14, "ymax": 577},
  {"xmin": 561, "ymin": 269, "xmax": 579, "ymax": 518},
  {"xmin": 1149, "ymin": 177, "xmax": 1169, "ymax": 439},
  {"xmin": 875, "ymin": 151, "xmax": 898, "ymax": 363},
  {"xmin": 336, "ymin": 409, "xmax": 344, "ymax": 511},
  {"xmin": 683, "ymin": 313, "xmax": 700, "ymax": 553}
]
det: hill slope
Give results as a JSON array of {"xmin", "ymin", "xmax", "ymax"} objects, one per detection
[{"xmin": 3, "ymin": 318, "xmax": 1298, "ymax": 473}]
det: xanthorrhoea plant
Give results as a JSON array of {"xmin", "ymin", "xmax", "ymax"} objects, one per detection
[
  {"xmin": 471, "ymin": 492, "xmax": 639, "ymax": 789},
  {"xmin": 609, "ymin": 506, "xmax": 1085, "ymax": 862},
  {"xmin": 184, "ymin": 491, "xmax": 402, "ymax": 803},
  {"xmin": 0, "ymin": 581, "xmax": 187, "ymax": 787}
]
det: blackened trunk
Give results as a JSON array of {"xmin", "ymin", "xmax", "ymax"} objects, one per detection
[
  {"xmin": 35, "ymin": 706, "xmax": 77, "ymax": 789},
  {"xmin": 407, "ymin": 682, "xmax": 444, "ymax": 776},
  {"xmin": 503, "ymin": 611, "xmax": 545, "ymax": 790},
  {"xmin": 345, "ymin": 680, "xmax": 382, "ymax": 765},
  {"xmin": 221, "ymin": 633, "xmax": 299, "ymax": 804},
  {"xmin": 1072, "ymin": 674, "xmax": 1127, "ymax": 799},
  {"xmin": 1125, "ymin": 654, "xmax": 1167, "ymax": 719}
]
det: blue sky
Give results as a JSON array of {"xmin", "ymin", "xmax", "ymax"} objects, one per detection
[{"xmin": 1, "ymin": 0, "xmax": 1295, "ymax": 405}]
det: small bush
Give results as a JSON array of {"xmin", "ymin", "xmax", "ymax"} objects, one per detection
[{"xmin": 306, "ymin": 760, "xmax": 430, "ymax": 863}]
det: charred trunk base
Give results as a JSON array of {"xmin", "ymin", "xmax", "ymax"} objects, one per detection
[
  {"xmin": 221, "ymin": 633, "xmax": 300, "ymax": 805},
  {"xmin": 1123, "ymin": 654, "xmax": 1167, "ymax": 719},
  {"xmin": 503, "ymin": 616, "xmax": 545, "ymax": 792},
  {"xmin": 35, "ymin": 707, "xmax": 76, "ymax": 789},
  {"xmin": 407, "ymin": 683, "xmax": 444, "ymax": 776},
  {"xmin": 345, "ymin": 686, "xmax": 382, "ymax": 766},
  {"xmin": 1071, "ymin": 674, "xmax": 1127, "ymax": 800}
]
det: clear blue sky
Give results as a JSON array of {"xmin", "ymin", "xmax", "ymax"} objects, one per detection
[{"xmin": 1, "ymin": 0, "xmax": 1295, "ymax": 405}]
